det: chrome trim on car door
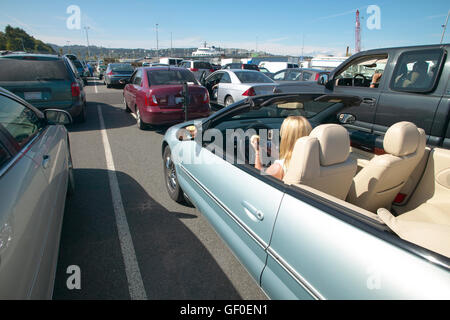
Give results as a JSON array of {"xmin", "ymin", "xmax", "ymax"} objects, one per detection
[
  {"xmin": 179, "ymin": 164, "xmax": 268, "ymax": 250},
  {"xmin": 266, "ymin": 246, "xmax": 325, "ymax": 300}
]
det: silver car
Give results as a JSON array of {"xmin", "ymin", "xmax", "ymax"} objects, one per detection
[
  {"xmin": 0, "ymin": 87, "xmax": 73, "ymax": 299},
  {"xmin": 179, "ymin": 60, "xmax": 213, "ymax": 81},
  {"xmin": 201, "ymin": 69, "xmax": 278, "ymax": 107}
]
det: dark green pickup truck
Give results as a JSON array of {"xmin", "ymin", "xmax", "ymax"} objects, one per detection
[{"xmin": 279, "ymin": 44, "xmax": 450, "ymax": 152}]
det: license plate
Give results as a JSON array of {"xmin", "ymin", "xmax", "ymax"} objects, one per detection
[
  {"xmin": 175, "ymin": 97, "xmax": 184, "ymax": 104},
  {"xmin": 24, "ymin": 92, "xmax": 42, "ymax": 100}
]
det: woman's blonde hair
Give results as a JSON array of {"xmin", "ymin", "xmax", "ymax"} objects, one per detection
[{"xmin": 279, "ymin": 116, "xmax": 312, "ymax": 168}]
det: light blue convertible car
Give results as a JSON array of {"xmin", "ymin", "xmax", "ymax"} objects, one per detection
[{"xmin": 161, "ymin": 93, "xmax": 450, "ymax": 299}]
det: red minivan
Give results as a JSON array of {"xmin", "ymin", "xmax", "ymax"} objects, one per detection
[{"xmin": 123, "ymin": 67, "xmax": 211, "ymax": 129}]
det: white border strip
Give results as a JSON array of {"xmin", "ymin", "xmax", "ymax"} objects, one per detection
[{"xmin": 97, "ymin": 105, "xmax": 147, "ymax": 300}]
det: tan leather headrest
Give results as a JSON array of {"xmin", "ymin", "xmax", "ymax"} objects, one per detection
[
  {"xmin": 384, "ymin": 122, "xmax": 420, "ymax": 157},
  {"xmin": 310, "ymin": 124, "xmax": 350, "ymax": 166}
]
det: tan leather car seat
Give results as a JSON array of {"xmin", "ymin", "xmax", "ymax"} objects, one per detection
[
  {"xmin": 283, "ymin": 124, "xmax": 357, "ymax": 200},
  {"xmin": 347, "ymin": 122, "xmax": 426, "ymax": 212}
]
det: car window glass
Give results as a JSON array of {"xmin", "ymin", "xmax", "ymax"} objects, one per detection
[
  {"xmin": 134, "ymin": 69, "xmax": 142, "ymax": 85},
  {"xmin": 335, "ymin": 54, "xmax": 388, "ymax": 87},
  {"xmin": 0, "ymin": 141, "xmax": 11, "ymax": 168},
  {"xmin": 0, "ymin": 95, "xmax": 43, "ymax": 147},
  {"xmin": 147, "ymin": 69, "xmax": 197, "ymax": 85},
  {"xmin": 194, "ymin": 61, "xmax": 212, "ymax": 69},
  {"xmin": 287, "ymin": 70, "xmax": 302, "ymax": 81},
  {"xmin": 273, "ymin": 71, "xmax": 286, "ymax": 80},
  {"xmin": 220, "ymin": 73, "xmax": 231, "ymax": 83},
  {"xmin": 390, "ymin": 49, "xmax": 445, "ymax": 93},
  {"xmin": 0, "ymin": 59, "xmax": 70, "ymax": 81},
  {"xmin": 302, "ymin": 72, "xmax": 312, "ymax": 81},
  {"xmin": 234, "ymin": 71, "xmax": 274, "ymax": 83}
]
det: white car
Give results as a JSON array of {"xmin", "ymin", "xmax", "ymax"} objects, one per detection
[
  {"xmin": 179, "ymin": 60, "xmax": 214, "ymax": 80},
  {"xmin": 201, "ymin": 69, "xmax": 278, "ymax": 107}
]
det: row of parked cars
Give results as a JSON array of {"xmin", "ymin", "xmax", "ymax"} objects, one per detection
[{"xmin": 0, "ymin": 43, "xmax": 449, "ymax": 299}]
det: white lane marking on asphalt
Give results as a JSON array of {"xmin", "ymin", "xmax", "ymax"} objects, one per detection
[
  {"xmin": 97, "ymin": 105, "xmax": 147, "ymax": 300},
  {"xmin": 94, "ymin": 80, "xmax": 98, "ymax": 93}
]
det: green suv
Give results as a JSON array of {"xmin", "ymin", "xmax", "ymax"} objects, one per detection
[{"xmin": 0, "ymin": 53, "xmax": 87, "ymax": 122}]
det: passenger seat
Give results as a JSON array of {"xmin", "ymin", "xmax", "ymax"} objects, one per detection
[
  {"xmin": 347, "ymin": 122, "xmax": 426, "ymax": 212},
  {"xmin": 283, "ymin": 124, "xmax": 357, "ymax": 200}
]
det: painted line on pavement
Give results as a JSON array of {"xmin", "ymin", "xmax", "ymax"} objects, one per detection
[{"xmin": 97, "ymin": 104, "xmax": 147, "ymax": 300}]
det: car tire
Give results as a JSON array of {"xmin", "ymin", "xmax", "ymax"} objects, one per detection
[
  {"xmin": 75, "ymin": 103, "xmax": 87, "ymax": 123},
  {"xmin": 163, "ymin": 146, "xmax": 184, "ymax": 203},
  {"xmin": 67, "ymin": 151, "xmax": 75, "ymax": 197},
  {"xmin": 225, "ymin": 96, "xmax": 234, "ymax": 107},
  {"xmin": 124, "ymin": 96, "xmax": 131, "ymax": 112},
  {"xmin": 136, "ymin": 106, "xmax": 147, "ymax": 130},
  {"xmin": 106, "ymin": 83, "xmax": 111, "ymax": 88}
]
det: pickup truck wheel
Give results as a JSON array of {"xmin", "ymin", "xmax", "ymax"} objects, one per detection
[{"xmin": 163, "ymin": 146, "xmax": 184, "ymax": 203}]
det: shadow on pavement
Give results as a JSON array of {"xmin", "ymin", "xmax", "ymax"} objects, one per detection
[{"xmin": 53, "ymin": 168, "xmax": 243, "ymax": 299}]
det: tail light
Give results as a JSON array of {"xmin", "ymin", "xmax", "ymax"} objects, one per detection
[
  {"xmin": 203, "ymin": 91, "xmax": 210, "ymax": 104},
  {"xmin": 315, "ymin": 73, "xmax": 320, "ymax": 81},
  {"xmin": 190, "ymin": 68, "xmax": 198, "ymax": 72},
  {"xmin": 242, "ymin": 87, "xmax": 256, "ymax": 96},
  {"xmin": 146, "ymin": 94, "xmax": 158, "ymax": 106},
  {"xmin": 209, "ymin": 69, "xmax": 214, "ymax": 73},
  {"xmin": 71, "ymin": 82, "xmax": 81, "ymax": 97},
  {"xmin": 107, "ymin": 71, "xmax": 114, "ymax": 76}
]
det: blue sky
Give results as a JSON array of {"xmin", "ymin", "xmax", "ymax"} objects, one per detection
[{"xmin": 1, "ymin": 0, "xmax": 449, "ymax": 56}]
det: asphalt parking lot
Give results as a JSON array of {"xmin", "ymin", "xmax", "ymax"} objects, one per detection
[{"xmin": 51, "ymin": 79, "xmax": 267, "ymax": 300}]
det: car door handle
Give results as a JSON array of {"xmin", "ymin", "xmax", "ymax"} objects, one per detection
[
  {"xmin": 362, "ymin": 98, "xmax": 376, "ymax": 106},
  {"xmin": 42, "ymin": 155, "xmax": 51, "ymax": 169},
  {"xmin": 241, "ymin": 201, "xmax": 264, "ymax": 221}
]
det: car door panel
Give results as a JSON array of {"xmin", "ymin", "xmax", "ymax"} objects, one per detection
[
  {"xmin": 263, "ymin": 191, "xmax": 450, "ymax": 299},
  {"xmin": 175, "ymin": 141, "xmax": 283, "ymax": 282},
  {"xmin": 0, "ymin": 135, "xmax": 52, "ymax": 299}
]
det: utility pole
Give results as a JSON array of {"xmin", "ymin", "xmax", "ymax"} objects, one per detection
[
  {"xmin": 441, "ymin": 10, "xmax": 450, "ymax": 44},
  {"xmin": 84, "ymin": 26, "xmax": 91, "ymax": 58},
  {"xmin": 355, "ymin": 10, "xmax": 361, "ymax": 53},
  {"xmin": 170, "ymin": 32, "xmax": 173, "ymax": 57},
  {"xmin": 155, "ymin": 23, "xmax": 159, "ymax": 59}
]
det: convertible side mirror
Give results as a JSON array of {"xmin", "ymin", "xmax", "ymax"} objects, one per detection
[{"xmin": 44, "ymin": 109, "xmax": 73, "ymax": 125}]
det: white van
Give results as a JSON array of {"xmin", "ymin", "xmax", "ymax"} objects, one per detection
[
  {"xmin": 160, "ymin": 57, "xmax": 183, "ymax": 66},
  {"xmin": 258, "ymin": 61, "xmax": 299, "ymax": 73}
]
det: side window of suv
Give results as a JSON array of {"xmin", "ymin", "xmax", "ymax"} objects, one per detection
[
  {"xmin": 0, "ymin": 95, "xmax": 44, "ymax": 148},
  {"xmin": 390, "ymin": 49, "xmax": 446, "ymax": 93}
]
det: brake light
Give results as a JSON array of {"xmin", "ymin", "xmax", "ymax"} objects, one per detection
[
  {"xmin": 71, "ymin": 82, "xmax": 81, "ymax": 97},
  {"xmin": 242, "ymin": 88, "xmax": 256, "ymax": 96},
  {"xmin": 315, "ymin": 73, "xmax": 320, "ymax": 81},
  {"xmin": 146, "ymin": 94, "xmax": 158, "ymax": 106},
  {"xmin": 107, "ymin": 71, "xmax": 114, "ymax": 76},
  {"xmin": 209, "ymin": 69, "xmax": 214, "ymax": 73},
  {"xmin": 190, "ymin": 68, "xmax": 198, "ymax": 72},
  {"xmin": 203, "ymin": 91, "xmax": 210, "ymax": 104}
]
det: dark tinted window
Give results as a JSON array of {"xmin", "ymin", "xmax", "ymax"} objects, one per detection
[
  {"xmin": 193, "ymin": 61, "xmax": 212, "ymax": 69},
  {"xmin": 0, "ymin": 95, "xmax": 43, "ymax": 147},
  {"xmin": 147, "ymin": 69, "xmax": 197, "ymax": 85},
  {"xmin": 242, "ymin": 64, "xmax": 259, "ymax": 70},
  {"xmin": 110, "ymin": 64, "xmax": 134, "ymax": 72},
  {"xmin": 0, "ymin": 59, "xmax": 70, "ymax": 81},
  {"xmin": 226, "ymin": 63, "xmax": 242, "ymax": 69},
  {"xmin": 0, "ymin": 141, "xmax": 11, "ymax": 168},
  {"xmin": 234, "ymin": 71, "xmax": 274, "ymax": 83},
  {"xmin": 390, "ymin": 49, "xmax": 445, "ymax": 93}
]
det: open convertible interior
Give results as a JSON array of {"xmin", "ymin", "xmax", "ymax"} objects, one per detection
[{"xmin": 193, "ymin": 94, "xmax": 450, "ymax": 260}]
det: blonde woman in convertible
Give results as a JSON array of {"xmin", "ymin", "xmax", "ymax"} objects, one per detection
[{"xmin": 251, "ymin": 116, "xmax": 312, "ymax": 180}]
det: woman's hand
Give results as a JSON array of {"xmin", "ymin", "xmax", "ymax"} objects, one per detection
[{"xmin": 250, "ymin": 135, "xmax": 260, "ymax": 152}]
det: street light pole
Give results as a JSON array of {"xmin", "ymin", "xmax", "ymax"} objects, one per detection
[
  {"xmin": 441, "ymin": 10, "xmax": 450, "ymax": 44},
  {"xmin": 84, "ymin": 26, "xmax": 91, "ymax": 58},
  {"xmin": 155, "ymin": 23, "xmax": 159, "ymax": 59}
]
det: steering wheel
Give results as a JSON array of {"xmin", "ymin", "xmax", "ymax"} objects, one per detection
[
  {"xmin": 352, "ymin": 73, "xmax": 367, "ymax": 87},
  {"xmin": 236, "ymin": 123, "xmax": 273, "ymax": 164}
]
